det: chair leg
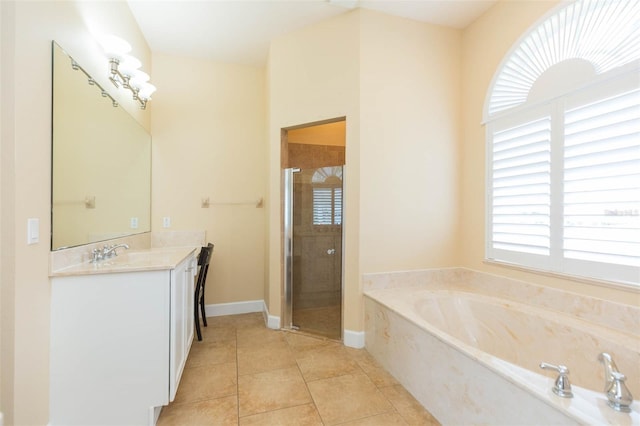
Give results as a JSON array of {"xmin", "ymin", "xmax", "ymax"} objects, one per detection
[
  {"xmin": 195, "ymin": 287, "xmax": 202, "ymax": 341},
  {"xmin": 200, "ymin": 293, "xmax": 207, "ymax": 327}
]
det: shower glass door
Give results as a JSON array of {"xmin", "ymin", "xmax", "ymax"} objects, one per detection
[{"xmin": 284, "ymin": 166, "xmax": 343, "ymax": 340}]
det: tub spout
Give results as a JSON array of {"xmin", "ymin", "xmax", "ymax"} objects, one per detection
[
  {"xmin": 598, "ymin": 352, "xmax": 618, "ymax": 391},
  {"xmin": 599, "ymin": 353, "xmax": 633, "ymax": 412}
]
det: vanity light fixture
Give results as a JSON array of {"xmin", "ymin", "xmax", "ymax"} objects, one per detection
[
  {"xmin": 99, "ymin": 35, "xmax": 156, "ymax": 109},
  {"xmin": 71, "ymin": 59, "xmax": 119, "ymax": 107}
]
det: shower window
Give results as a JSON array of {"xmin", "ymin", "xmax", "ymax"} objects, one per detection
[
  {"xmin": 312, "ymin": 167, "xmax": 343, "ymax": 226},
  {"xmin": 313, "ymin": 187, "xmax": 342, "ymax": 225}
]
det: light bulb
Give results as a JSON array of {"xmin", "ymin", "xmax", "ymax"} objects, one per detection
[
  {"xmin": 138, "ymin": 83, "xmax": 157, "ymax": 100},
  {"xmin": 129, "ymin": 70, "xmax": 150, "ymax": 86},
  {"xmin": 118, "ymin": 55, "xmax": 142, "ymax": 77},
  {"xmin": 99, "ymin": 35, "xmax": 132, "ymax": 61}
]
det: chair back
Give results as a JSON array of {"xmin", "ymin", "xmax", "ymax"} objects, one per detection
[{"xmin": 198, "ymin": 243, "xmax": 214, "ymax": 267}]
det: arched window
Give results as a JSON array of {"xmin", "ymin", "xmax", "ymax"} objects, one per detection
[{"xmin": 484, "ymin": 0, "xmax": 639, "ymax": 286}]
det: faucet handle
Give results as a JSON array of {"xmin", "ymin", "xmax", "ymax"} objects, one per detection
[
  {"xmin": 540, "ymin": 362, "xmax": 573, "ymax": 398},
  {"xmin": 606, "ymin": 371, "xmax": 633, "ymax": 412},
  {"xmin": 90, "ymin": 248, "xmax": 102, "ymax": 263}
]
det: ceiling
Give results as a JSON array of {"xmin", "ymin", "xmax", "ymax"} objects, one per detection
[{"xmin": 127, "ymin": 0, "xmax": 497, "ymax": 66}]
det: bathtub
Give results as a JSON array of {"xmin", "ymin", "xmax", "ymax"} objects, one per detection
[{"xmin": 363, "ymin": 268, "xmax": 640, "ymax": 425}]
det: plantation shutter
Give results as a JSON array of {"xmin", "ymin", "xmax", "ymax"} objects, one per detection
[
  {"xmin": 491, "ymin": 117, "xmax": 552, "ymax": 258},
  {"xmin": 313, "ymin": 187, "xmax": 342, "ymax": 225},
  {"xmin": 313, "ymin": 188, "xmax": 333, "ymax": 225},
  {"xmin": 563, "ymin": 89, "xmax": 640, "ymax": 268},
  {"xmin": 334, "ymin": 188, "xmax": 342, "ymax": 225}
]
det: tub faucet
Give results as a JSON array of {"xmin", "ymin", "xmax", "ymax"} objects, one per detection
[{"xmin": 598, "ymin": 352, "xmax": 633, "ymax": 412}]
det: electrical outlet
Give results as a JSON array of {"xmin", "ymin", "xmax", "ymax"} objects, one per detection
[
  {"xmin": 130, "ymin": 217, "xmax": 139, "ymax": 229},
  {"xmin": 163, "ymin": 217, "xmax": 171, "ymax": 228}
]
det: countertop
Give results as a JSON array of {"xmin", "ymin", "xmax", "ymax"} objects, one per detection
[{"xmin": 50, "ymin": 246, "xmax": 197, "ymax": 277}]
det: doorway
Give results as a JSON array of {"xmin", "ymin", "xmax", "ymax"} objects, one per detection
[{"xmin": 282, "ymin": 118, "xmax": 345, "ymax": 340}]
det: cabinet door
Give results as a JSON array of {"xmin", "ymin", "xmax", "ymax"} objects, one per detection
[
  {"xmin": 169, "ymin": 258, "xmax": 188, "ymax": 402},
  {"xmin": 185, "ymin": 255, "xmax": 196, "ymax": 348}
]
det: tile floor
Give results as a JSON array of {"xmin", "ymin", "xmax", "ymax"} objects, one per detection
[{"xmin": 158, "ymin": 313, "xmax": 441, "ymax": 426}]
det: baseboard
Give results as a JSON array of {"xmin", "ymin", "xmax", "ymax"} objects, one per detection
[
  {"xmin": 343, "ymin": 329, "xmax": 365, "ymax": 348},
  {"xmin": 262, "ymin": 301, "xmax": 281, "ymax": 329},
  {"xmin": 204, "ymin": 300, "xmax": 264, "ymax": 317}
]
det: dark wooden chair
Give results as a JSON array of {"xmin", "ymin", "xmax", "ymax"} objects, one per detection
[{"xmin": 194, "ymin": 243, "xmax": 214, "ymax": 341}]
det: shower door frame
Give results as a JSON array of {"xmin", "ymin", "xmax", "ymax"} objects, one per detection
[{"xmin": 282, "ymin": 166, "xmax": 345, "ymax": 340}]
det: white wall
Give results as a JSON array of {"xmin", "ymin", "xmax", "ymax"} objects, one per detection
[
  {"xmin": 151, "ymin": 53, "xmax": 266, "ymax": 304},
  {"xmin": 0, "ymin": 1, "xmax": 150, "ymax": 423}
]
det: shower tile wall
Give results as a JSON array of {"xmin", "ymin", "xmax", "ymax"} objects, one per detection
[{"xmin": 287, "ymin": 143, "xmax": 345, "ymax": 169}]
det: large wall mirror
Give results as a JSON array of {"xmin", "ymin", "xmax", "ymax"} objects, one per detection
[{"xmin": 51, "ymin": 42, "xmax": 151, "ymax": 250}]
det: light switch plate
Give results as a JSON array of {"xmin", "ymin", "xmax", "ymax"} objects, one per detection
[{"xmin": 27, "ymin": 218, "xmax": 39, "ymax": 244}]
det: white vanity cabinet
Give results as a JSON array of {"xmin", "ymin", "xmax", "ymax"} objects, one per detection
[
  {"xmin": 170, "ymin": 252, "xmax": 197, "ymax": 401},
  {"xmin": 50, "ymin": 248, "xmax": 196, "ymax": 426}
]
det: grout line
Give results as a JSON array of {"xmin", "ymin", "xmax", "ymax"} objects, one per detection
[{"xmin": 235, "ymin": 325, "xmax": 240, "ymax": 425}]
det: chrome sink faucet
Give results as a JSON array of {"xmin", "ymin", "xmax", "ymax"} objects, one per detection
[
  {"xmin": 91, "ymin": 243, "xmax": 130, "ymax": 262},
  {"xmin": 598, "ymin": 352, "xmax": 633, "ymax": 412},
  {"xmin": 102, "ymin": 243, "xmax": 129, "ymax": 258}
]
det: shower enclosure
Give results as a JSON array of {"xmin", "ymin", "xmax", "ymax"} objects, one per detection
[{"xmin": 284, "ymin": 166, "xmax": 343, "ymax": 340}]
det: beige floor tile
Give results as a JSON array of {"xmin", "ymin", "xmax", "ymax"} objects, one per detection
[
  {"xmin": 173, "ymin": 362, "xmax": 237, "ymax": 405},
  {"xmin": 237, "ymin": 326, "xmax": 288, "ymax": 350},
  {"xmin": 345, "ymin": 348, "xmax": 399, "ymax": 388},
  {"xmin": 199, "ymin": 324, "xmax": 237, "ymax": 342},
  {"xmin": 307, "ymin": 373, "xmax": 394, "ymax": 425},
  {"xmin": 380, "ymin": 385, "xmax": 441, "ymax": 426},
  {"xmin": 239, "ymin": 403, "xmax": 323, "ymax": 426},
  {"xmin": 237, "ymin": 341, "xmax": 297, "ymax": 376},
  {"xmin": 187, "ymin": 339, "xmax": 237, "ymax": 369},
  {"xmin": 238, "ymin": 367, "xmax": 312, "ymax": 417},
  {"xmin": 212, "ymin": 312, "xmax": 265, "ymax": 329},
  {"xmin": 296, "ymin": 344, "xmax": 362, "ymax": 382},
  {"xmin": 157, "ymin": 395, "xmax": 238, "ymax": 426},
  {"xmin": 338, "ymin": 412, "xmax": 408, "ymax": 425}
]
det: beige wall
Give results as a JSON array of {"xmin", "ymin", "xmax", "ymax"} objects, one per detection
[
  {"xmin": 460, "ymin": 0, "xmax": 639, "ymax": 305},
  {"xmin": 267, "ymin": 10, "xmax": 361, "ymax": 328},
  {"xmin": 268, "ymin": 9, "xmax": 462, "ymax": 332},
  {"xmin": 151, "ymin": 53, "xmax": 266, "ymax": 304},
  {"xmin": 0, "ymin": 1, "xmax": 150, "ymax": 423},
  {"xmin": 359, "ymin": 9, "xmax": 461, "ymax": 273}
]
